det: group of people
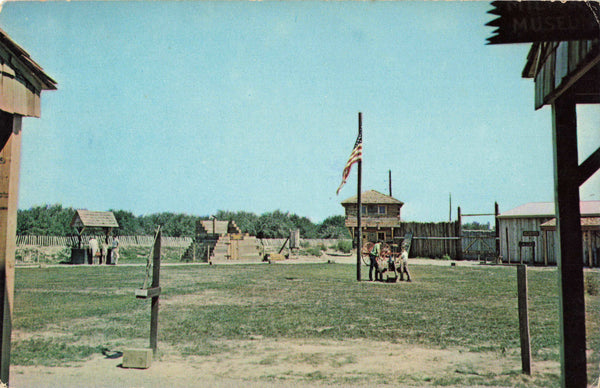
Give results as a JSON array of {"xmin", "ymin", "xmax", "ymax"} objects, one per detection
[
  {"xmin": 88, "ymin": 237, "xmax": 120, "ymax": 265},
  {"xmin": 368, "ymin": 240, "xmax": 411, "ymax": 282}
]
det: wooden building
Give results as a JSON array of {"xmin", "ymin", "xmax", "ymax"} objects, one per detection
[
  {"xmin": 0, "ymin": 28, "xmax": 56, "ymax": 383},
  {"xmin": 541, "ymin": 216, "xmax": 600, "ymax": 268},
  {"xmin": 498, "ymin": 201, "xmax": 600, "ymax": 266},
  {"xmin": 341, "ymin": 190, "xmax": 404, "ymax": 243}
]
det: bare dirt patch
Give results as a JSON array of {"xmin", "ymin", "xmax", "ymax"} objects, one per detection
[{"xmin": 10, "ymin": 338, "xmax": 558, "ymax": 388}]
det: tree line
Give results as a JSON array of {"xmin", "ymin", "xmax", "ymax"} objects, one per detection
[{"xmin": 17, "ymin": 204, "xmax": 350, "ymax": 239}]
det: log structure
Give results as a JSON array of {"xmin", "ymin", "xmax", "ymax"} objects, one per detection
[
  {"xmin": 0, "ymin": 28, "xmax": 56, "ymax": 384},
  {"xmin": 488, "ymin": 2, "xmax": 600, "ymax": 385}
]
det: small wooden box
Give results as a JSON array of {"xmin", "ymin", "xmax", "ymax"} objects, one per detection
[{"xmin": 122, "ymin": 348, "xmax": 152, "ymax": 369}]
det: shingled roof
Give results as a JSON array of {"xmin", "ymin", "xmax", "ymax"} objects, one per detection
[
  {"xmin": 71, "ymin": 210, "xmax": 119, "ymax": 229},
  {"xmin": 341, "ymin": 190, "xmax": 404, "ymax": 206},
  {"xmin": 498, "ymin": 201, "xmax": 600, "ymax": 219},
  {"xmin": 540, "ymin": 217, "xmax": 600, "ymax": 230},
  {"xmin": 0, "ymin": 28, "xmax": 57, "ymax": 92}
]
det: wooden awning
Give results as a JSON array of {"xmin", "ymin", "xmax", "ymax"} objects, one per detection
[{"xmin": 71, "ymin": 210, "xmax": 119, "ymax": 230}]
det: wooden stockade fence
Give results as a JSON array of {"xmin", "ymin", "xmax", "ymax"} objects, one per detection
[
  {"xmin": 17, "ymin": 235, "xmax": 193, "ymax": 248},
  {"xmin": 17, "ymin": 232, "xmax": 491, "ymax": 261},
  {"xmin": 259, "ymin": 238, "xmax": 347, "ymax": 252},
  {"xmin": 394, "ymin": 221, "xmax": 461, "ymax": 258}
]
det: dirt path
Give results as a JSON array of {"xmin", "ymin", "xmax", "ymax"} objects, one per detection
[{"xmin": 10, "ymin": 338, "xmax": 554, "ymax": 388}]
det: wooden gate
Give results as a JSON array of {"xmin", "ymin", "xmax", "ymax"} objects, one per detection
[{"xmin": 461, "ymin": 230, "xmax": 497, "ymax": 260}]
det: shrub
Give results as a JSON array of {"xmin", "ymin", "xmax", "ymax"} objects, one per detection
[
  {"xmin": 585, "ymin": 272, "xmax": 599, "ymax": 296},
  {"xmin": 441, "ymin": 254, "xmax": 451, "ymax": 261},
  {"xmin": 305, "ymin": 246, "xmax": 323, "ymax": 257},
  {"xmin": 335, "ymin": 240, "xmax": 353, "ymax": 254}
]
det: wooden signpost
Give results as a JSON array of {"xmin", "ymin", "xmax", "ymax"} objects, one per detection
[
  {"xmin": 487, "ymin": 1, "xmax": 600, "ymax": 44},
  {"xmin": 123, "ymin": 227, "xmax": 162, "ymax": 369}
]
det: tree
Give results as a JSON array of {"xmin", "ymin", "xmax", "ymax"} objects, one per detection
[
  {"xmin": 317, "ymin": 215, "xmax": 350, "ymax": 239},
  {"xmin": 17, "ymin": 204, "xmax": 351, "ymax": 239},
  {"xmin": 462, "ymin": 221, "xmax": 491, "ymax": 231}
]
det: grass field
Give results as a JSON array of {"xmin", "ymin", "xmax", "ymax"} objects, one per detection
[{"xmin": 11, "ymin": 262, "xmax": 600, "ymax": 387}]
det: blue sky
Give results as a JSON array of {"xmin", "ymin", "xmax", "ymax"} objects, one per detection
[{"xmin": 1, "ymin": 1, "xmax": 598, "ymax": 223}]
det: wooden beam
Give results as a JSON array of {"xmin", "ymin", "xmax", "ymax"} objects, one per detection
[
  {"xmin": 577, "ymin": 146, "xmax": 600, "ymax": 186},
  {"xmin": 150, "ymin": 228, "xmax": 161, "ymax": 355},
  {"xmin": 552, "ymin": 93, "xmax": 587, "ymax": 388},
  {"xmin": 135, "ymin": 287, "xmax": 161, "ymax": 299},
  {"xmin": 0, "ymin": 112, "xmax": 21, "ymax": 385}
]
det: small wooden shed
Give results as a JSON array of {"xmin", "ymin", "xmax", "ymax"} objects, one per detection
[{"xmin": 498, "ymin": 201, "xmax": 600, "ymax": 266}]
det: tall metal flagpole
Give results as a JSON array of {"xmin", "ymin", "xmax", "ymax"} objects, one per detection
[{"xmin": 357, "ymin": 112, "xmax": 362, "ymax": 281}]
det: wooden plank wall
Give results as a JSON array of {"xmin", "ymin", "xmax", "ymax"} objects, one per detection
[
  {"xmin": 534, "ymin": 40, "xmax": 598, "ymax": 109},
  {"xmin": 498, "ymin": 218, "xmax": 554, "ymax": 265},
  {"xmin": 396, "ymin": 221, "xmax": 460, "ymax": 258},
  {"xmin": 343, "ymin": 203, "xmax": 402, "ymax": 218},
  {"xmin": 0, "ymin": 60, "xmax": 41, "ymax": 117}
]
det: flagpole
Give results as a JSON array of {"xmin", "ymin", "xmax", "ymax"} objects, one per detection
[{"xmin": 356, "ymin": 112, "xmax": 362, "ymax": 282}]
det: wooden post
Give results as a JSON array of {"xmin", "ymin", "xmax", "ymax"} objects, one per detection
[
  {"xmin": 356, "ymin": 112, "xmax": 362, "ymax": 282},
  {"xmin": 552, "ymin": 93, "xmax": 587, "ymax": 388},
  {"xmin": 150, "ymin": 228, "xmax": 161, "ymax": 355},
  {"xmin": 544, "ymin": 230, "xmax": 548, "ymax": 266},
  {"xmin": 456, "ymin": 207, "xmax": 463, "ymax": 260},
  {"xmin": 0, "ymin": 114, "xmax": 21, "ymax": 384},
  {"xmin": 388, "ymin": 170, "xmax": 392, "ymax": 197},
  {"xmin": 506, "ymin": 227, "xmax": 510, "ymax": 263},
  {"xmin": 517, "ymin": 265, "xmax": 532, "ymax": 375},
  {"xmin": 495, "ymin": 202, "xmax": 500, "ymax": 258}
]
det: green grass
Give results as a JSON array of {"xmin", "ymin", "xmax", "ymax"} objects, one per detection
[
  {"xmin": 11, "ymin": 263, "xmax": 600, "ymax": 386},
  {"xmin": 16, "ymin": 245, "xmax": 188, "ymax": 265}
]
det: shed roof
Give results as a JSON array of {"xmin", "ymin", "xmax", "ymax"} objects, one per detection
[
  {"xmin": 71, "ymin": 210, "xmax": 119, "ymax": 229},
  {"xmin": 341, "ymin": 190, "xmax": 404, "ymax": 206},
  {"xmin": 498, "ymin": 201, "xmax": 600, "ymax": 219},
  {"xmin": 540, "ymin": 217, "xmax": 600, "ymax": 230}
]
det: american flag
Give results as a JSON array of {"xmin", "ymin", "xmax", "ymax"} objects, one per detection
[{"xmin": 336, "ymin": 132, "xmax": 362, "ymax": 195}]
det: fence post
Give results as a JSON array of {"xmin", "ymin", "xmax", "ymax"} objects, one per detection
[
  {"xmin": 456, "ymin": 207, "xmax": 463, "ymax": 259},
  {"xmin": 517, "ymin": 264, "xmax": 532, "ymax": 375}
]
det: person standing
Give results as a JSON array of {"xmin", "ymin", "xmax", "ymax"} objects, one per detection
[
  {"xmin": 399, "ymin": 245, "xmax": 411, "ymax": 282},
  {"xmin": 89, "ymin": 237, "xmax": 99, "ymax": 265},
  {"xmin": 112, "ymin": 236, "xmax": 120, "ymax": 265},
  {"xmin": 369, "ymin": 241, "xmax": 382, "ymax": 282},
  {"xmin": 100, "ymin": 241, "xmax": 108, "ymax": 265}
]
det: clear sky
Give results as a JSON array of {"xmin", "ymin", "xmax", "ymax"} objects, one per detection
[{"xmin": 0, "ymin": 1, "xmax": 598, "ymax": 223}]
